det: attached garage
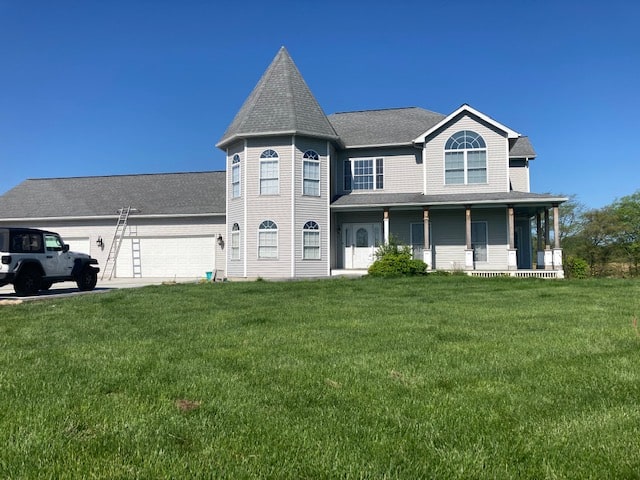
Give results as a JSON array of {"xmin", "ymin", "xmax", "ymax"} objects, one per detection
[
  {"xmin": 116, "ymin": 235, "xmax": 217, "ymax": 278},
  {"xmin": 0, "ymin": 172, "xmax": 228, "ymax": 279},
  {"xmin": 64, "ymin": 237, "xmax": 91, "ymax": 255}
]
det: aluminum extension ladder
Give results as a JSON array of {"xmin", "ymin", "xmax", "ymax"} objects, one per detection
[{"xmin": 100, "ymin": 206, "xmax": 132, "ymax": 280}]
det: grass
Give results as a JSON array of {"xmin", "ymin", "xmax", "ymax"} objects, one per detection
[{"xmin": 1, "ymin": 276, "xmax": 639, "ymax": 479}]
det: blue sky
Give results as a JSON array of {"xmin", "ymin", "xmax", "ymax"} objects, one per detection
[{"xmin": 0, "ymin": 0, "xmax": 638, "ymax": 208}]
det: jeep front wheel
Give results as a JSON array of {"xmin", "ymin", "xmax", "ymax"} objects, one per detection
[
  {"xmin": 14, "ymin": 268, "xmax": 42, "ymax": 296},
  {"xmin": 77, "ymin": 266, "xmax": 98, "ymax": 291}
]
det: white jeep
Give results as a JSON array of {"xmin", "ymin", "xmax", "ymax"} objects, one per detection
[{"xmin": 0, "ymin": 227, "xmax": 100, "ymax": 296}]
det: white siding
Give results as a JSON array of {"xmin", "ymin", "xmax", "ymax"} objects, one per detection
[
  {"xmin": 425, "ymin": 114, "xmax": 510, "ymax": 195},
  {"xmin": 509, "ymin": 159, "xmax": 530, "ymax": 192},
  {"xmin": 335, "ymin": 146, "xmax": 422, "ymax": 196},
  {"xmin": 2, "ymin": 216, "xmax": 226, "ymax": 279},
  {"xmin": 294, "ymin": 138, "xmax": 329, "ymax": 277},
  {"xmin": 244, "ymin": 137, "xmax": 293, "ymax": 279},
  {"xmin": 226, "ymin": 141, "xmax": 246, "ymax": 278}
]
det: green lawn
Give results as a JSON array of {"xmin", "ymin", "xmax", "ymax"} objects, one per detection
[{"xmin": 1, "ymin": 276, "xmax": 639, "ymax": 479}]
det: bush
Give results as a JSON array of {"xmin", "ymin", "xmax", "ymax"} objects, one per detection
[
  {"xmin": 368, "ymin": 239, "xmax": 426, "ymax": 277},
  {"xmin": 564, "ymin": 256, "xmax": 589, "ymax": 279}
]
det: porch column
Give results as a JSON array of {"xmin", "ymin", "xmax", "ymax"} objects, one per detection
[
  {"xmin": 423, "ymin": 207, "xmax": 432, "ymax": 270},
  {"xmin": 383, "ymin": 208, "xmax": 390, "ymax": 244},
  {"xmin": 536, "ymin": 211, "xmax": 544, "ymax": 269},
  {"xmin": 464, "ymin": 206, "xmax": 474, "ymax": 270},
  {"xmin": 543, "ymin": 208, "xmax": 553, "ymax": 270},
  {"xmin": 507, "ymin": 205, "xmax": 517, "ymax": 270},
  {"xmin": 552, "ymin": 203, "xmax": 563, "ymax": 270}
]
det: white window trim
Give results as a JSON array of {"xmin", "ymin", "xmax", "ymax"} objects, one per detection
[
  {"xmin": 230, "ymin": 223, "xmax": 240, "ymax": 261},
  {"xmin": 443, "ymin": 131, "xmax": 488, "ymax": 186},
  {"xmin": 258, "ymin": 220, "xmax": 278, "ymax": 259},
  {"xmin": 231, "ymin": 155, "xmax": 241, "ymax": 198},
  {"xmin": 344, "ymin": 157, "xmax": 384, "ymax": 192},
  {"xmin": 444, "ymin": 149, "xmax": 488, "ymax": 185},
  {"xmin": 302, "ymin": 221, "xmax": 321, "ymax": 260},
  {"xmin": 302, "ymin": 151, "xmax": 321, "ymax": 197},
  {"xmin": 259, "ymin": 150, "xmax": 280, "ymax": 195}
]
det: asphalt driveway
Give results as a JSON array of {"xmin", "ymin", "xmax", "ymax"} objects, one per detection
[{"xmin": 0, "ymin": 277, "xmax": 201, "ymax": 301}]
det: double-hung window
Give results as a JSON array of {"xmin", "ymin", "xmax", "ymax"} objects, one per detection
[
  {"xmin": 258, "ymin": 220, "xmax": 278, "ymax": 258},
  {"xmin": 344, "ymin": 158, "xmax": 384, "ymax": 191},
  {"xmin": 444, "ymin": 131, "xmax": 487, "ymax": 185},
  {"xmin": 302, "ymin": 221, "xmax": 320, "ymax": 259},
  {"xmin": 260, "ymin": 149, "xmax": 279, "ymax": 195},
  {"xmin": 303, "ymin": 150, "xmax": 320, "ymax": 196},
  {"xmin": 231, "ymin": 154, "xmax": 241, "ymax": 198},
  {"xmin": 230, "ymin": 223, "xmax": 240, "ymax": 260}
]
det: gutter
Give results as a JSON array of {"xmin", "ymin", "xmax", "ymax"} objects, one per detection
[{"xmin": 0, "ymin": 212, "xmax": 226, "ymax": 222}]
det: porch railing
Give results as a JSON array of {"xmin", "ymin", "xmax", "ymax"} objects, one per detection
[{"xmin": 468, "ymin": 270, "xmax": 563, "ymax": 279}]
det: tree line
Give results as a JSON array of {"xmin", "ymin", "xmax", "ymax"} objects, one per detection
[{"xmin": 559, "ymin": 190, "xmax": 640, "ymax": 277}]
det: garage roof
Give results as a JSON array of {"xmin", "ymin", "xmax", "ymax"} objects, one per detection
[{"xmin": 0, "ymin": 171, "xmax": 226, "ymax": 219}]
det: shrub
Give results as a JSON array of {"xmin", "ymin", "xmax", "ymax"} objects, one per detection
[
  {"xmin": 368, "ymin": 238, "xmax": 427, "ymax": 277},
  {"xmin": 564, "ymin": 256, "xmax": 589, "ymax": 279}
]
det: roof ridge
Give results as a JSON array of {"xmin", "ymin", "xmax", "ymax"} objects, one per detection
[
  {"xmin": 22, "ymin": 171, "xmax": 224, "ymax": 182},
  {"xmin": 329, "ymin": 106, "xmax": 444, "ymax": 116}
]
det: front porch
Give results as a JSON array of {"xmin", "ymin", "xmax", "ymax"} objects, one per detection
[
  {"xmin": 330, "ymin": 268, "xmax": 563, "ymax": 278},
  {"xmin": 331, "ymin": 192, "xmax": 567, "ymax": 276}
]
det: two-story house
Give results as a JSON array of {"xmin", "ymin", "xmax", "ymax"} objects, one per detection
[
  {"xmin": 0, "ymin": 47, "xmax": 564, "ymax": 280},
  {"xmin": 218, "ymin": 47, "xmax": 565, "ymax": 279}
]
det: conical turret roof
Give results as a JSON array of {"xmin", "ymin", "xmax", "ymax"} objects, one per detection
[{"xmin": 216, "ymin": 47, "xmax": 339, "ymax": 148}]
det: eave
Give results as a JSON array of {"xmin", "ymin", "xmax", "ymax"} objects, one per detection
[{"xmin": 412, "ymin": 104, "xmax": 520, "ymax": 144}]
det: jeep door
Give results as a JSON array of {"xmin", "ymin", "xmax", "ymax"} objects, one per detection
[{"xmin": 43, "ymin": 234, "xmax": 73, "ymax": 277}]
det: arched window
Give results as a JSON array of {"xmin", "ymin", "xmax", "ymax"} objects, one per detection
[
  {"xmin": 258, "ymin": 220, "xmax": 278, "ymax": 258},
  {"xmin": 260, "ymin": 149, "xmax": 279, "ymax": 195},
  {"xmin": 303, "ymin": 150, "xmax": 320, "ymax": 196},
  {"xmin": 231, "ymin": 154, "xmax": 241, "ymax": 198},
  {"xmin": 230, "ymin": 223, "xmax": 240, "ymax": 260},
  {"xmin": 302, "ymin": 221, "xmax": 320, "ymax": 260},
  {"xmin": 444, "ymin": 130, "xmax": 487, "ymax": 185}
]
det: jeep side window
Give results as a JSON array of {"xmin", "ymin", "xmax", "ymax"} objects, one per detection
[
  {"xmin": 45, "ymin": 234, "xmax": 64, "ymax": 252},
  {"xmin": 10, "ymin": 233, "xmax": 43, "ymax": 253}
]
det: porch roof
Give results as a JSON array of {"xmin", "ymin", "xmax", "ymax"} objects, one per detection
[{"xmin": 330, "ymin": 191, "xmax": 567, "ymax": 210}]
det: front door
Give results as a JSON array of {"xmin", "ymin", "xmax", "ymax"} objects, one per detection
[{"xmin": 343, "ymin": 223, "xmax": 381, "ymax": 269}]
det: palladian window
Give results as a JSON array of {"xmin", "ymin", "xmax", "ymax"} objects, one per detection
[{"xmin": 444, "ymin": 130, "xmax": 487, "ymax": 185}]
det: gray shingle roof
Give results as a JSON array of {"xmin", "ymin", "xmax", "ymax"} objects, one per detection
[
  {"xmin": 509, "ymin": 136, "xmax": 536, "ymax": 158},
  {"xmin": 217, "ymin": 47, "xmax": 339, "ymax": 148},
  {"xmin": 328, "ymin": 107, "xmax": 446, "ymax": 148},
  {"xmin": 0, "ymin": 172, "xmax": 226, "ymax": 219},
  {"xmin": 331, "ymin": 191, "xmax": 566, "ymax": 208}
]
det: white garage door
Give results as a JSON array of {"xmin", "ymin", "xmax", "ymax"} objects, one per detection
[
  {"xmin": 116, "ymin": 236, "xmax": 216, "ymax": 278},
  {"xmin": 64, "ymin": 237, "xmax": 91, "ymax": 255}
]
